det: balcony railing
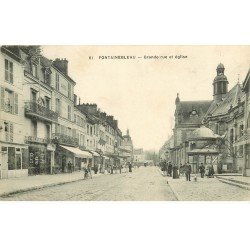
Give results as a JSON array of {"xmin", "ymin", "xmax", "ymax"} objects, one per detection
[
  {"xmin": 24, "ymin": 101, "xmax": 58, "ymax": 123},
  {"xmin": 52, "ymin": 133, "xmax": 79, "ymax": 147},
  {"xmin": 25, "ymin": 136, "xmax": 50, "ymax": 144}
]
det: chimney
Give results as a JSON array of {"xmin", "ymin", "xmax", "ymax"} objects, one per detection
[{"xmin": 53, "ymin": 58, "xmax": 68, "ymax": 75}]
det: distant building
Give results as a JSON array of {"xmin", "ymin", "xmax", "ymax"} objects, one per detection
[
  {"xmin": 133, "ymin": 148, "xmax": 144, "ymax": 164},
  {"xmin": 123, "ymin": 129, "xmax": 134, "ymax": 162},
  {"xmin": 159, "ymin": 135, "xmax": 174, "ymax": 162}
]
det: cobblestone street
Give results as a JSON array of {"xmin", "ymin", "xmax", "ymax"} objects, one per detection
[
  {"xmin": 0, "ymin": 167, "xmax": 177, "ymax": 201},
  {"xmin": 1, "ymin": 167, "xmax": 250, "ymax": 201}
]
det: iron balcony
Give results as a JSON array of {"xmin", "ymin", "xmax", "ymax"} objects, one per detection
[{"xmin": 24, "ymin": 101, "xmax": 58, "ymax": 123}]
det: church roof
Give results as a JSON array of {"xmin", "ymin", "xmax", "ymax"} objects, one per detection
[
  {"xmin": 205, "ymin": 84, "xmax": 245, "ymax": 118},
  {"xmin": 178, "ymin": 100, "xmax": 212, "ymax": 124},
  {"xmin": 243, "ymin": 68, "xmax": 250, "ymax": 91}
]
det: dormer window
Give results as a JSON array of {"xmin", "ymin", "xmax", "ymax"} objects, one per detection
[
  {"xmin": 43, "ymin": 68, "xmax": 52, "ymax": 85},
  {"xmin": 190, "ymin": 109, "xmax": 198, "ymax": 118}
]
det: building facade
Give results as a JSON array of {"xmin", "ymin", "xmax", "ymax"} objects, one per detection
[
  {"xmin": 243, "ymin": 69, "xmax": 250, "ymax": 176},
  {"xmin": 0, "ymin": 46, "xmax": 29, "ymax": 178},
  {"xmin": 162, "ymin": 63, "xmax": 250, "ymax": 174}
]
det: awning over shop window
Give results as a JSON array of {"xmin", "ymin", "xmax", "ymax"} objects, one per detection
[
  {"xmin": 60, "ymin": 145, "xmax": 92, "ymax": 158},
  {"xmin": 89, "ymin": 151, "xmax": 100, "ymax": 157}
]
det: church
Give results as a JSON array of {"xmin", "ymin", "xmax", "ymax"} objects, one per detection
[{"xmin": 169, "ymin": 63, "xmax": 247, "ymax": 174}]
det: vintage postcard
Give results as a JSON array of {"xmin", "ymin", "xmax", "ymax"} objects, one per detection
[{"xmin": 0, "ymin": 45, "xmax": 249, "ymax": 201}]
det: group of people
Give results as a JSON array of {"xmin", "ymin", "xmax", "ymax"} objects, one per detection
[
  {"xmin": 198, "ymin": 163, "xmax": 215, "ymax": 178},
  {"xmin": 160, "ymin": 160, "xmax": 215, "ymax": 181},
  {"xmin": 79, "ymin": 161, "xmax": 134, "ymax": 179}
]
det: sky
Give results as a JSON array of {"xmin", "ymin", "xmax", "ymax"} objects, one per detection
[{"xmin": 42, "ymin": 46, "xmax": 250, "ymax": 151}]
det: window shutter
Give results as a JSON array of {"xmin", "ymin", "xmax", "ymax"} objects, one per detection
[
  {"xmin": 5, "ymin": 59, "xmax": 9, "ymax": 82},
  {"xmin": 10, "ymin": 62, "xmax": 13, "ymax": 84},
  {"xmin": 14, "ymin": 93, "xmax": 18, "ymax": 114},
  {"xmin": 72, "ymin": 129, "xmax": 76, "ymax": 138},
  {"xmin": 0, "ymin": 87, "xmax": 5, "ymax": 110},
  {"xmin": 9, "ymin": 123, "xmax": 13, "ymax": 142},
  {"xmin": 5, "ymin": 123, "xmax": 9, "ymax": 142}
]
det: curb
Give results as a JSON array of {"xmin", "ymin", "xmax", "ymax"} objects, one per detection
[
  {"xmin": 0, "ymin": 172, "xmax": 107, "ymax": 198},
  {"xmin": 158, "ymin": 168, "xmax": 180, "ymax": 201},
  {"xmin": 216, "ymin": 177, "xmax": 250, "ymax": 191},
  {"xmin": 216, "ymin": 176, "xmax": 250, "ymax": 186},
  {"xmin": 0, "ymin": 177, "xmax": 87, "ymax": 198}
]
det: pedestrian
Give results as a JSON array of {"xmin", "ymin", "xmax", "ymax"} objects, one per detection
[
  {"xmin": 172, "ymin": 164, "xmax": 179, "ymax": 179},
  {"xmin": 168, "ymin": 162, "xmax": 172, "ymax": 177},
  {"xmin": 83, "ymin": 165, "xmax": 89, "ymax": 179},
  {"xmin": 199, "ymin": 163, "xmax": 205, "ymax": 178},
  {"xmin": 68, "ymin": 160, "xmax": 72, "ymax": 173},
  {"xmin": 205, "ymin": 165, "xmax": 209, "ymax": 177},
  {"xmin": 87, "ymin": 162, "xmax": 92, "ymax": 178},
  {"xmin": 179, "ymin": 163, "xmax": 185, "ymax": 177},
  {"xmin": 94, "ymin": 164, "xmax": 98, "ymax": 174},
  {"xmin": 208, "ymin": 165, "xmax": 215, "ymax": 178},
  {"xmin": 128, "ymin": 162, "xmax": 132, "ymax": 172},
  {"xmin": 185, "ymin": 163, "xmax": 191, "ymax": 181}
]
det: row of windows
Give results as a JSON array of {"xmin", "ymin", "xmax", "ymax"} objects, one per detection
[{"xmin": 5, "ymin": 58, "xmax": 73, "ymax": 100}]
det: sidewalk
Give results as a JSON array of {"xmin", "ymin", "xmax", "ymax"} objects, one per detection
[
  {"xmin": 0, "ymin": 171, "xmax": 102, "ymax": 197},
  {"xmin": 216, "ymin": 175, "xmax": 250, "ymax": 190},
  {"xmin": 158, "ymin": 168, "xmax": 250, "ymax": 200}
]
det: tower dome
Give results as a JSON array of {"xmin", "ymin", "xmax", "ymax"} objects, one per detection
[
  {"xmin": 213, "ymin": 63, "xmax": 228, "ymax": 101},
  {"xmin": 217, "ymin": 63, "xmax": 225, "ymax": 70},
  {"xmin": 190, "ymin": 126, "xmax": 220, "ymax": 140}
]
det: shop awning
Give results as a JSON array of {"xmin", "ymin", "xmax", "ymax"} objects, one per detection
[
  {"xmin": 60, "ymin": 145, "xmax": 92, "ymax": 158},
  {"xmin": 89, "ymin": 151, "xmax": 100, "ymax": 157}
]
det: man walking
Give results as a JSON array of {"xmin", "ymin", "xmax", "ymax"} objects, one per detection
[
  {"xmin": 128, "ymin": 162, "xmax": 132, "ymax": 172},
  {"xmin": 68, "ymin": 160, "xmax": 73, "ymax": 173},
  {"xmin": 185, "ymin": 163, "xmax": 191, "ymax": 181},
  {"xmin": 168, "ymin": 162, "xmax": 172, "ymax": 177},
  {"xmin": 199, "ymin": 163, "xmax": 205, "ymax": 178}
]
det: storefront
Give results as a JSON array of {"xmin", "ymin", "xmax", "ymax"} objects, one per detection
[
  {"xmin": 0, "ymin": 143, "xmax": 29, "ymax": 179},
  {"xmin": 89, "ymin": 150, "xmax": 101, "ymax": 170},
  {"xmin": 54, "ymin": 145, "xmax": 92, "ymax": 173},
  {"xmin": 188, "ymin": 149, "xmax": 219, "ymax": 173},
  {"xmin": 28, "ymin": 144, "xmax": 48, "ymax": 175}
]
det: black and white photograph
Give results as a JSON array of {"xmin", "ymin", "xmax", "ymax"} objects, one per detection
[
  {"xmin": 1, "ymin": 2, "xmax": 250, "ymax": 250},
  {"xmin": 0, "ymin": 45, "xmax": 249, "ymax": 201}
]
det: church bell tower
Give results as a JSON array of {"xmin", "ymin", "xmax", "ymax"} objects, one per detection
[{"xmin": 213, "ymin": 63, "xmax": 229, "ymax": 102}]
